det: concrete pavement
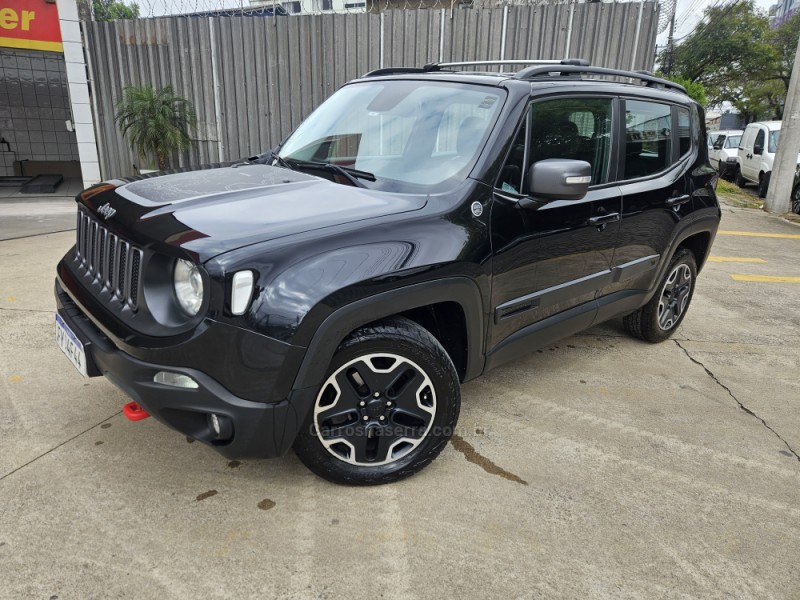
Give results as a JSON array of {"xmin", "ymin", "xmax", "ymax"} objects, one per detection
[
  {"xmin": 0, "ymin": 178, "xmax": 82, "ymax": 241},
  {"xmin": 0, "ymin": 198, "xmax": 798, "ymax": 599}
]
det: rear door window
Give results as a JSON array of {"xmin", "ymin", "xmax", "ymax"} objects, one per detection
[{"xmin": 622, "ymin": 100, "xmax": 672, "ymax": 179}]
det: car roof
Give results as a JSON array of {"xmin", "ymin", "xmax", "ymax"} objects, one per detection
[{"xmin": 746, "ymin": 121, "xmax": 782, "ymax": 130}]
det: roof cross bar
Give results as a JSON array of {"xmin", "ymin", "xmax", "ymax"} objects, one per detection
[{"xmin": 514, "ymin": 64, "xmax": 687, "ymax": 94}]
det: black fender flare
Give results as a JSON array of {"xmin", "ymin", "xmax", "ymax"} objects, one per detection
[
  {"xmin": 644, "ymin": 213, "xmax": 719, "ymax": 305},
  {"xmin": 290, "ymin": 277, "xmax": 486, "ymax": 392}
]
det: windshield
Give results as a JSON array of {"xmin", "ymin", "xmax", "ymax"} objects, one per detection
[
  {"xmin": 725, "ymin": 135, "xmax": 741, "ymax": 149},
  {"xmin": 278, "ymin": 80, "xmax": 506, "ymax": 193},
  {"xmin": 769, "ymin": 130, "xmax": 780, "ymax": 153}
]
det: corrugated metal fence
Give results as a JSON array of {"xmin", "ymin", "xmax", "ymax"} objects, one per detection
[{"xmin": 83, "ymin": 2, "xmax": 659, "ymax": 179}]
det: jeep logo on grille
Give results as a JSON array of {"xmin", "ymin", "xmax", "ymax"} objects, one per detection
[{"xmin": 97, "ymin": 203, "xmax": 116, "ymax": 220}]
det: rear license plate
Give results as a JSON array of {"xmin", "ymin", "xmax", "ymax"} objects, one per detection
[{"xmin": 55, "ymin": 313, "xmax": 88, "ymax": 377}]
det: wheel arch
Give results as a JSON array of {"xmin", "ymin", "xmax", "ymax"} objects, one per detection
[
  {"xmin": 677, "ymin": 230, "xmax": 713, "ymax": 273},
  {"xmin": 291, "ymin": 277, "xmax": 486, "ymax": 393}
]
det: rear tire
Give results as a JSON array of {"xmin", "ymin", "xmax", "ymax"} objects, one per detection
[
  {"xmin": 623, "ymin": 249, "xmax": 697, "ymax": 343},
  {"xmin": 293, "ymin": 317, "xmax": 460, "ymax": 485},
  {"xmin": 758, "ymin": 172, "xmax": 770, "ymax": 198},
  {"xmin": 735, "ymin": 167, "xmax": 747, "ymax": 188}
]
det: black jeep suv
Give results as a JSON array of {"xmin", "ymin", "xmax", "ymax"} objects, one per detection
[{"xmin": 55, "ymin": 61, "xmax": 720, "ymax": 485}]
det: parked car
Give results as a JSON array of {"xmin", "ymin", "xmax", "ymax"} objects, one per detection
[
  {"xmin": 793, "ymin": 170, "xmax": 800, "ymax": 214},
  {"xmin": 708, "ymin": 129, "xmax": 743, "ymax": 179},
  {"xmin": 735, "ymin": 121, "xmax": 800, "ymax": 197},
  {"xmin": 54, "ymin": 61, "xmax": 720, "ymax": 485},
  {"xmin": 707, "ymin": 131, "xmax": 725, "ymax": 150}
]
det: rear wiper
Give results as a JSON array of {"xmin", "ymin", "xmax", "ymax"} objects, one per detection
[{"xmin": 284, "ymin": 159, "xmax": 376, "ymax": 188}]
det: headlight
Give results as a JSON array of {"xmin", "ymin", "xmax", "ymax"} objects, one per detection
[{"xmin": 174, "ymin": 259, "xmax": 203, "ymax": 316}]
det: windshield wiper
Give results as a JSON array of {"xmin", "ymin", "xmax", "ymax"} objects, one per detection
[
  {"xmin": 284, "ymin": 159, "xmax": 376, "ymax": 188},
  {"xmin": 247, "ymin": 149, "xmax": 291, "ymax": 169}
]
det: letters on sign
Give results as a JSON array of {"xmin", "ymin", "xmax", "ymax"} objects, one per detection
[{"xmin": 0, "ymin": 0, "xmax": 62, "ymax": 53}]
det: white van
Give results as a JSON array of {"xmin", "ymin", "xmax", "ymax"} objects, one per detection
[{"xmin": 735, "ymin": 121, "xmax": 788, "ymax": 197}]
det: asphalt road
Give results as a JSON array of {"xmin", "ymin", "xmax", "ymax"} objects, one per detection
[{"xmin": 0, "ymin": 197, "xmax": 798, "ymax": 599}]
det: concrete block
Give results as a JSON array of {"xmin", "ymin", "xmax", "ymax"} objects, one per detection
[
  {"xmin": 71, "ymin": 102, "xmax": 93, "ymax": 125},
  {"xmin": 68, "ymin": 83, "xmax": 90, "ymax": 105},
  {"xmin": 74, "ymin": 123, "xmax": 95, "ymax": 145}
]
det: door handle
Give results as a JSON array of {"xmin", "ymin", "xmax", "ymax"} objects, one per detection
[
  {"xmin": 666, "ymin": 194, "xmax": 691, "ymax": 208},
  {"xmin": 747, "ymin": 153, "xmax": 753, "ymax": 159},
  {"xmin": 587, "ymin": 212, "xmax": 620, "ymax": 226}
]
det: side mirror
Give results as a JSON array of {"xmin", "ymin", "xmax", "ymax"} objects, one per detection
[
  {"xmin": 712, "ymin": 140, "xmax": 724, "ymax": 150},
  {"xmin": 523, "ymin": 159, "xmax": 592, "ymax": 205},
  {"xmin": 753, "ymin": 143, "xmax": 763, "ymax": 155}
]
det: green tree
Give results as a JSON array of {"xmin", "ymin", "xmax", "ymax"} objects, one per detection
[
  {"xmin": 93, "ymin": 0, "xmax": 140, "ymax": 21},
  {"xmin": 765, "ymin": 11, "xmax": 800, "ymax": 92},
  {"xmin": 662, "ymin": 75, "xmax": 707, "ymax": 106},
  {"xmin": 732, "ymin": 80, "xmax": 786, "ymax": 122},
  {"xmin": 115, "ymin": 85, "xmax": 197, "ymax": 171},
  {"xmin": 666, "ymin": 0, "xmax": 775, "ymax": 108}
]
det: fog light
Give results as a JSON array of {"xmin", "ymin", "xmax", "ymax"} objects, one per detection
[
  {"xmin": 153, "ymin": 371, "xmax": 199, "ymax": 389},
  {"xmin": 207, "ymin": 413, "xmax": 233, "ymax": 440}
]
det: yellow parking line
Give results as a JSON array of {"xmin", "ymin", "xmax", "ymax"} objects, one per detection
[
  {"xmin": 707, "ymin": 256, "xmax": 767, "ymax": 263},
  {"xmin": 718, "ymin": 230, "xmax": 800, "ymax": 239},
  {"xmin": 731, "ymin": 274, "xmax": 800, "ymax": 283}
]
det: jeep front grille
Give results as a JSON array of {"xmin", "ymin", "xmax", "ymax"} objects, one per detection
[{"xmin": 75, "ymin": 209, "xmax": 143, "ymax": 310}]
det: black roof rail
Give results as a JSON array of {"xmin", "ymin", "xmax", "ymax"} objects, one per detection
[
  {"xmin": 421, "ymin": 58, "xmax": 590, "ymax": 71},
  {"xmin": 514, "ymin": 64, "xmax": 687, "ymax": 94},
  {"xmin": 361, "ymin": 67, "xmax": 432, "ymax": 78},
  {"xmin": 363, "ymin": 58, "xmax": 591, "ymax": 78}
]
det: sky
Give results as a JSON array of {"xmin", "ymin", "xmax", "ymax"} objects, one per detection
[{"xmin": 658, "ymin": 0, "xmax": 777, "ymax": 47}]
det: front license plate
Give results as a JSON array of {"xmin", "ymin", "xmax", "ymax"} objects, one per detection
[{"xmin": 55, "ymin": 313, "xmax": 88, "ymax": 377}]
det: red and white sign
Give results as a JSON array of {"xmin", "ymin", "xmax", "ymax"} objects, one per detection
[{"xmin": 0, "ymin": 0, "xmax": 62, "ymax": 53}]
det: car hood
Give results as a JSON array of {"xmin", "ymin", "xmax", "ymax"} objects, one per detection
[{"xmin": 79, "ymin": 164, "xmax": 428, "ymax": 261}]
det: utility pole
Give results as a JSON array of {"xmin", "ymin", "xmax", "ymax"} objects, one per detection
[
  {"xmin": 663, "ymin": 0, "xmax": 677, "ymax": 76},
  {"xmin": 765, "ymin": 33, "xmax": 800, "ymax": 214}
]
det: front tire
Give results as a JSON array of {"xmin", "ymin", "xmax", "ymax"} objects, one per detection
[
  {"xmin": 735, "ymin": 167, "xmax": 747, "ymax": 188},
  {"xmin": 623, "ymin": 249, "xmax": 697, "ymax": 343},
  {"xmin": 293, "ymin": 317, "xmax": 460, "ymax": 485}
]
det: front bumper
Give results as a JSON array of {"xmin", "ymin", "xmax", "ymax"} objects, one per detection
[{"xmin": 55, "ymin": 278, "xmax": 315, "ymax": 459}]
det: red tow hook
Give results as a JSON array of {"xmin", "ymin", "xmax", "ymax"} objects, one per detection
[{"xmin": 123, "ymin": 401, "xmax": 150, "ymax": 421}]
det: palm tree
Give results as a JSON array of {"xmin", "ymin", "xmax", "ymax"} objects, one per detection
[{"xmin": 115, "ymin": 84, "xmax": 197, "ymax": 171}]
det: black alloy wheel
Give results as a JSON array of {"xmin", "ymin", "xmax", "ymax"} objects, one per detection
[
  {"xmin": 623, "ymin": 249, "xmax": 697, "ymax": 343},
  {"xmin": 656, "ymin": 262, "xmax": 693, "ymax": 331},
  {"xmin": 293, "ymin": 317, "xmax": 460, "ymax": 485}
]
